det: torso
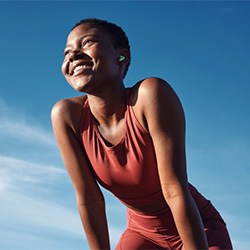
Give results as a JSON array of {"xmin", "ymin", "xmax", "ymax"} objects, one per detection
[
  {"xmin": 80, "ymin": 87, "xmax": 170, "ymax": 214},
  {"xmin": 63, "ymin": 81, "xmax": 210, "ymax": 216}
]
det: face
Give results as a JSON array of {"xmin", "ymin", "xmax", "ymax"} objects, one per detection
[{"xmin": 62, "ymin": 24, "xmax": 122, "ymax": 93}]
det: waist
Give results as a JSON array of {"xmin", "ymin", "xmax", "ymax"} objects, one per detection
[
  {"xmin": 125, "ymin": 199, "xmax": 170, "ymax": 215},
  {"xmin": 117, "ymin": 190, "xmax": 170, "ymax": 215},
  {"xmin": 127, "ymin": 206, "xmax": 175, "ymax": 230},
  {"xmin": 121, "ymin": 183, "xmax": 214, "ymax": 217}
]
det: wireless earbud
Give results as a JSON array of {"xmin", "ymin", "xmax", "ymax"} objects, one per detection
[{"xmin": 119, "ymin": 55, "xmax": 126, "ymax": 62}]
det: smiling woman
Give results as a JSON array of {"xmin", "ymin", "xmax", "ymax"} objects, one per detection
[
  {"xmin": 61, "ymin": 19, "xmax": 130, "ymax": 94},
  {"xmin": 51, "ymin": 18, "xmax": 232, "ymax": 250}
]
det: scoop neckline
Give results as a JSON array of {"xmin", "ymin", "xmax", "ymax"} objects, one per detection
[
  {"xmin": 87, "ymin": 89, "xmax": 131, "ymax": 150},
  {"xmin": 90, "ymin": 108, "xmax": 128, "ymax": 150}
]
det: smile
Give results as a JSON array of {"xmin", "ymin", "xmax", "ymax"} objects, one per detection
[
  {"xmin": 70, "ymin": 62, "xmax": 93, "ymax": 76},
  {"xmin": 73, "ymin": 65, "xmax": 90, "ymax": 74}
]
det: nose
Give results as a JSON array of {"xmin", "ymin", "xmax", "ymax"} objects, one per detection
[{"xmin": 69, "ymin": 49, "xmax": 83, "ymax": 62}]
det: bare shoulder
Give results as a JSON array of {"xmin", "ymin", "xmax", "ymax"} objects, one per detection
[
  {"xmin": 130, "ymin": 77, "xmax": 183, "ymax": 112},
  {"xmin": 129, "ymin": 77, "xmax": 185, "ymax": 131},
  {"xmin": 133, "ymin": 77, "xmax": 180, "ymax": 103},
  {"xmin": 51, "ymin": 95, "xmax": 87, "ymax": 117},
  {"xmin": 51, "ymin": 95, "xmax": 87, "ymax": 134}
]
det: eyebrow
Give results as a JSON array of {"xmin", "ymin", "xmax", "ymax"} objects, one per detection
[{"xmin": 65, "ymin": 34, "xmax": 99, "ymax": 49}]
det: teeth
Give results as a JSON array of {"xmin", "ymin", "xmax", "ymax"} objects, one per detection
[
  {"xmin": 72, "ymin": 64, "xmax": 92, "ymax": 75},
  {"xmin": 73, "ymin": 65, "xmax": 84, "ymax": 74}
]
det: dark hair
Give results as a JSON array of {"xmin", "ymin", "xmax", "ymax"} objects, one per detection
[{"xmin": 72, "ymin": 18, "xmax": 131, "ymax": 77}]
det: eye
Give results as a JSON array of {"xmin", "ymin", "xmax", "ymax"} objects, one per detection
[{"xmin": 82, "ymin": 39, "xmax": 95, "ymax": 47}]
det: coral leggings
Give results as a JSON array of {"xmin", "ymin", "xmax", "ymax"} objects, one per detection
[{"xmin": 116, "ymin": 203, "xmax": 232, "ymax": 250}]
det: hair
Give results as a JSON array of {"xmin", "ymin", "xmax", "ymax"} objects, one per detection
[{"xmin": 72, "ymin": 18, "xmax": 131, "ymax": 78}]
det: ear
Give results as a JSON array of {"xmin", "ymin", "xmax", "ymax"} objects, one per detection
[{"xmin": 118, "ymin": 49, "xmax": 130, "ymax": 65}]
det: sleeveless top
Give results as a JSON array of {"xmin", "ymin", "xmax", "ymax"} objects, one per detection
[{"xmin": 80, "ymin": 89, "xmax": 206, "ymax": 212}]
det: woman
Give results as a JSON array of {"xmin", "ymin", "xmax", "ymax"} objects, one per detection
[{"xmin": 51, "ymin": 18, "xmax": 232, "ymax": 249}]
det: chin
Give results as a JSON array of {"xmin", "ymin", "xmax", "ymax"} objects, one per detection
[
  {"xmin": 72, "ymin": 83, "xmax": 88, "ymax": 93},
  {"xmin": 69, "ymin": 76, "xmax": 92, "ymax": 93}
]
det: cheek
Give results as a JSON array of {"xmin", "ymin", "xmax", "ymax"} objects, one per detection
[
  {"xmin": 61, "ymin": 62, "xmax": 72, "ymax": 86},
  {"xmin": 61, "ymin": 60, "xmax": 69, "ymax": 76}
]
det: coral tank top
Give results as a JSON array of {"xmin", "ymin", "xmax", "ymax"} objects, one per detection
[{"xmin": 80, "ymin": 89, "xmax": 203, "ymax": 212}]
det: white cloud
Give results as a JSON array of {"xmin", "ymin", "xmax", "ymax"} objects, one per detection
[
  {"xmin": 0, "ymin": 188, "xmax": 126, "ymax": 249},
  {"xmin": 0, "ymin": 189, "xmax": 83, "ymax": 237},
  {"xmin": 0, "ymin": 227, "xmax": 68, "ymax": 250},
  {"xmin": 0, "ymin": 155, "xmax": 66, "ymax": 192},
  {"xmin": 0, "ymin": 118, "xmax": 56, "ymax": 146},
  {"xmin": 0, "ymin": 98, "xmax": 63, "ymax": 192},
  {"xmin": 0, "ymin": 174, "xmax": 10, "ymax": 192},
  {"xmin": 109, "ymin": 224, "xmax": 124, "ymax": 248},
  {"xmin": 1, "ymin": 98, "xmax": 247, "ymax": 249},
  {"xmin": 0, "ymin": 98, "xmax": 56, "ymax": 147},
  {"xmin": 0, "ymin": 99, "xmax": 126, "ymax": 248}
]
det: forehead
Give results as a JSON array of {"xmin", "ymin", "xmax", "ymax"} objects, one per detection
[{"xmin": 66, "ymin": 24, "xmax": 110, "ymax": 44}]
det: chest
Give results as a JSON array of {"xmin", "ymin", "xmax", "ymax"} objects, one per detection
[
  {"xmin": 96, "ymin": 118, "xmax": 126, "ymax": 147},
  {"xmin": 82, "ymin": 121, "xmax": 161, "ymax": 200},
  {"xmin": 81, "ymin": 101, "xmax": 162, "ymax": 200}
]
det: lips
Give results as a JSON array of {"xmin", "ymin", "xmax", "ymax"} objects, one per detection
[{"xmin": 69, "ymin": 61, "xmax": 93, "ymax": 76}]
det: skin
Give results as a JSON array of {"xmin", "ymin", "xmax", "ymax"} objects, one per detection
[{"xmin": 51, "ymin": 23, "xmax": 209, "ymax": 249}]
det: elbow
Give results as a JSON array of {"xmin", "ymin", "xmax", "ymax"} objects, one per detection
[
  {"xmin": 162, "ymin": 184, "xmax": 190, "ymax": 207},
  {"xmin": 77, "ymin": 198, "xmax": 106, "ymax": 210},
  {"xmin": 76, "ymin": 192, "xmax": 105, "ymax": 210},
  {"xmin": 163, "ymin": 191, "xmax": 184, "ymax": 206},
  {"xmin": 77, "ymin": 197, "xmax": 106, "ymax": 220}
]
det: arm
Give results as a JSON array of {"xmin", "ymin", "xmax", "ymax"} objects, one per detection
[
  {"xmin": 51, "ymin": 98, "xmax": 110, "ymax": 250},
  {"xmin": 139, "ymin": 78, "xmax": 208, "ymax": 250}
]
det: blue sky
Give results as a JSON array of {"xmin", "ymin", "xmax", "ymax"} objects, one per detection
[{"xmin": 0, "ymin": 1, "xmax": 249, "ymax": 249}]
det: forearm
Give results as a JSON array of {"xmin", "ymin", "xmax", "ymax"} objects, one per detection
[
  {"xmin": 167, "ymin": 193, "xmax": 208, "ymax": 250},
  {"xmin": 78, "ymin": 202, "xmax": 110, "ymax": 250}
]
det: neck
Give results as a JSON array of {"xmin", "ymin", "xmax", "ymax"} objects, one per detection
[{"xmin": 87, "ymin": 84, "xmax": 127, "ymax": 127}]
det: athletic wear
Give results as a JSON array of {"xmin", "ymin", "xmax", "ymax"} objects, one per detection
[
  {"xmin": 117, "ymin": 204, "xmax": 232, "ymax": 250},
  {"xmin": 80, "ymin": 89, "xmax": 232, "ymax": 249}
]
